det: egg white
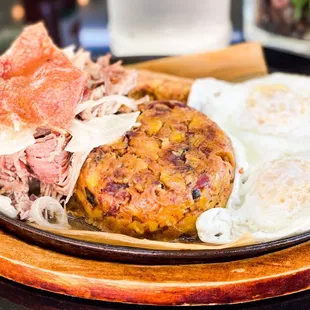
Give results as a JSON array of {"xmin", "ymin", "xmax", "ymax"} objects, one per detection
[
  {"xmin": 190, "ymin": 73, "xmax": 310, "ymax": 164},
  {"xmin": 196, "ymin": 154, "xmax": 310, "ymax": 244},
  {"xmin": 189, "ymin": 73, "xmax": 310, "ymax": 244}
]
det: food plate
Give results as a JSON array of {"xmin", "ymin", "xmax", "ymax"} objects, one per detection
[{"xmin": 1, "ymin": 51, "xmax": 310, "ymax": 265}]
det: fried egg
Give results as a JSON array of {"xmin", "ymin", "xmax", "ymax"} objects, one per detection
[
  {"xmin": 196, "ymin": 154, "xmax": 310, "ymax": 244},
  {"xmin": 189, "ymin": 73, "xmax": 310, "ymax": 165},
  {"xmin": 188, "ymin": 73, "xmax": 310, "ymax": 244}
]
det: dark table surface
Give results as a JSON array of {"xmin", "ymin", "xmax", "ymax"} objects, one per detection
[{"xmin": 1, "ymin": 47, "xmax": 310, "ymax": 310}]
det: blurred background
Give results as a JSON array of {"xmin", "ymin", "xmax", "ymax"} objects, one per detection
[
  {"xmin": 0, "ymin": 0, "xmax": 310, "ymax": 59},
  {"xmin": 0, "ymin": 0, "xmax": 240, "ymax": 56}
]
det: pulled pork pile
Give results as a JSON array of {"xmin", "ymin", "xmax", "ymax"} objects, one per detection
[{"xmin": 0, "ymin": 23, "xmax": 143, "ymax": 223}]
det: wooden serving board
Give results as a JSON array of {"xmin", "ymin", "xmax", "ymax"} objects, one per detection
[{"xmin": 1, "ymin": 229, "xmax": 310, "ymax": 306}]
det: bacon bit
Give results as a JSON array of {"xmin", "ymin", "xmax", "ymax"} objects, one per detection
[
  {"xmin": 195, "ymin": 173, "xmax": 210, "ymax": 190},
  {"xmin": 239, "ymin": 167, "xmax": 244, "ymax": 174},
  {"xmin": 103, "ymin": 182, "xmax": 129, "ymax": 194}
]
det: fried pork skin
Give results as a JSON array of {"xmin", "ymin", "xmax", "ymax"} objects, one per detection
[{"xmin": 71, "ymin": 101, "xmax": 235, "ymax": 241}]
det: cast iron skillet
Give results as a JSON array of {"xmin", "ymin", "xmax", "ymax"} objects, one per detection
[{"xmin": 1, "ymin": 50, "xmax": 310, "ymax": 265}]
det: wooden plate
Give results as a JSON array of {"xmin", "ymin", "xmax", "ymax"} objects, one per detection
[{"xmin": 1, "ymin": 228, "xmax": 310, "ymax": 306}]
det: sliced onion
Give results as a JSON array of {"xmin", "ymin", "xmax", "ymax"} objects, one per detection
[
  {"xmin": 62, "ymin": 45, "xmax": 76, "ymax": 60},
  {"xmin": 65, "ymin": 112, "xmax": 140, "ymax": 153},
  {"xmin": 0, "ymin": 195, "xmax": 18, "ymax": 219},
  {"xmin": 0, "ymin": 126, "xmax": 35, "ymax": 156},
  {"xmin": 30, "ymin": 197, "xmax": 70, "ymax": 229},
  {"xmin": 75, "ymin": 95, "xmax": 137, "ymax": 115}
]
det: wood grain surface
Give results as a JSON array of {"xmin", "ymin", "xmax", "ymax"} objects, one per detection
[
  {"xmin": 126, "ymin": 42, "xmax": 268, "ymax": 82},
  {"xmin": 1, "ymin": 229, "xmax": 310, "ymax": 306}
]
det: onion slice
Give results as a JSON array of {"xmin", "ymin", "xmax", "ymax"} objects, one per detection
[
  {"xmin": 65, "ymin": 112, "xmax": 140, "ymax": 153},
  {"xmin": 62, "ymin": 45, "xmax": 76, "ymax": 59},
  {"xmin": 0, "ymin": 126, "xmax": 35, "ymax": 156},
  {"xmin": 30, "ymin": 197, "xmax": 70, "ymax": 229},
  {"xmin": 75, "ymin": 95, "xmax": 137, "ymax": 115}
]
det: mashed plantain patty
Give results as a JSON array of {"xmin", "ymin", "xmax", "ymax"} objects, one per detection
[{"xmin": 69, "ymin": 101, "xmax": 236, "ymax": 241}]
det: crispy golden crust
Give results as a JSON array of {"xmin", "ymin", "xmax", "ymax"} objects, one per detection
[
  {"xmin": 128, "ymin": 70, "xmax": 193, "ymax": 104},
  {"xmin": 71, "ymin": 101, "xmax": 235, "ymax": 241}
]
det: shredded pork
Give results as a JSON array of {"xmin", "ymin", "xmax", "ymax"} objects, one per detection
[
  {"xmin": 0, "ymin": 151, "xmax": 32, "ymax": 219},
  {"xmin": 0, "ymin": 151, "xmax": 29, "ymax": 193},
  {"xmin": 0, "ymin": 45, "xmax": 146, "ymax": 221},
  {"xmin": 26, "ymin": 133, "xmax": 70, "ymax": 185}
]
